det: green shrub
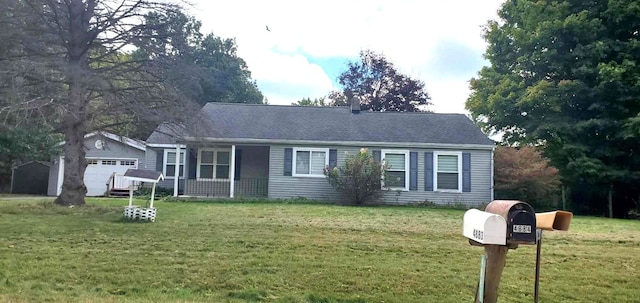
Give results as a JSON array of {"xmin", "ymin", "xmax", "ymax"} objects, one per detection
[
  {"xmin": 324, "ymin": 148, "xmax": 386, "ymax": 205},
  {"xmin": 134, "ymin": 186, "xmax": 173, "ymax": 198}
]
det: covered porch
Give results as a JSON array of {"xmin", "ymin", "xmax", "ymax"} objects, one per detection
[{"xmin": 170, "ymin": 144, "xmax": 269, "ymax": 198}]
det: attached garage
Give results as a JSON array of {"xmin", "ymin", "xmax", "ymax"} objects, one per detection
[
  {"xmin": 57, "ymin": 158, "xmax": 138, "ymax": 196},
  {"xmin": 48, "ymin": 132, "xmax": 146, "ymax": 197}
]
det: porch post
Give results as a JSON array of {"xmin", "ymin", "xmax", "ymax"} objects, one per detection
[
  {"xmin": 173, "ymin": 145, "xmax": 180, "ymax": 197},
  {"xmin": 230, "ymin": 144, "xmax": 236, "ymax": 198}
]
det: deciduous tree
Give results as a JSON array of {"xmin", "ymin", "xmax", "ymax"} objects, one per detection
[
  {"xmin": 494, "ymin": 146, "xmax": 560, "ymax": 209},
  {"xmin": 291, "ymin": 97, "xmax": 328, "ymax": 107},
  {"xmin": 338, "ymin": 50, "xmax": 431, "ymax": 112},
  {"xmin": 466, "ymin": 0, "xmax": 640, "ymax": 217},
  {"xmin": 135, "ymin": 11, "xmax": 264, "ymax": 107}
]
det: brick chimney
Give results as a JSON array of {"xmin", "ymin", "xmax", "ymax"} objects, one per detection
[{"xmin": 351, "ymin": 96, "xmax": 361, "ymax": 114}]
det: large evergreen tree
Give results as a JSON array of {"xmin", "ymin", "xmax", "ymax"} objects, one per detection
[
  {"xmin": 1, "ymin": 1, "xmax": 264, "ymax": 203},
  {"xmin": 466, "ymin": 0, "xmax": 640, "ymax": 217},
  {"xmin": 0, "ymin": 0, "xmax": 203, "ymax": 206}
]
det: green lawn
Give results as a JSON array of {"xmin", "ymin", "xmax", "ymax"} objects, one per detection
[{"xmin": 0, "ymin": 198, "xmax": 639, "ymax": 303}]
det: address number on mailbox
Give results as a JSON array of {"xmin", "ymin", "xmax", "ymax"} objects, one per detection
[{"xmin": 513, "ymin": 224, "xmax": 532, "ymax": 233}]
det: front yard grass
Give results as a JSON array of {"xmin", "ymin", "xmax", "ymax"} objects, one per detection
[{"xmin": 0, "ymin": 198, "xmax": 639, "ymax": 302}]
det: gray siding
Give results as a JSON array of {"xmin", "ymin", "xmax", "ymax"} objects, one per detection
[
  {"xmin": 144, "ymin": 147, "xmax": 158, "ymax": 173},
  {"xmin": 268, "ymin": 145, "xmax": 355, "ymax": 202},
  {"xmin": 84, "ymin": 136, "xmax": 145, "ymax": 162},
  {"xmin": 378, "ymin": 149, "xmax": 492, "ymax": 207},
  {"xmin": 268, "ymin": 144, "xmax": 492, "ymax": 206}
]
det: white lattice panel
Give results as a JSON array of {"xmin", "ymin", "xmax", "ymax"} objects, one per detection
[{"xmin": 124, "ymin": 206, "xmax": 156, "ymax": 222}]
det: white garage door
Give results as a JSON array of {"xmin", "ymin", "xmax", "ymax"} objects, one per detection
[{"xmin": 84, "ymin": 159, "xmax": 137, "ymax": 196}]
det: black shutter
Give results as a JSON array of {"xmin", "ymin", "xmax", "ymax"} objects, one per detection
[
  {"xmin": 234, "ymin": 149, "xmax": 242, "ymax": 180},
  {"xmin": 462, "ymin": 152, "xmax": 471, "ymax": 192},
  {"xmin": 188, "ymin": 148, "xmax": 197, "ymax": 179},
  {"xmin": 425, "ymin": 152, "xmax": 433, "ymax": 191},
  {"xmin": 155, "ymin": 148, "xmax": 163, "ymax": 172},
  {"xmin": 284, "ymin": 148, "xmax": 292, "ymax": 176},
  {"xmin": 373, "ymin": 150, "xmax": 381, "ymax": 163},
  {"xmin": 410, "ymin": 152, "xmax": 418, "ymax": 190},
  {"xmin": 329, "ymin": 149, "xmax": 338, "ymax": 169}
]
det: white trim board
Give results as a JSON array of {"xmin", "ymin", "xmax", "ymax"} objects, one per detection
[{"xmin": 57, "ymin": 131, "xmax": 146, "ymax": 151}]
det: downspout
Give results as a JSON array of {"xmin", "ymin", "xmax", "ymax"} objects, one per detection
[{"xmin": 490, "ymin": 146, "xmax": 495, "ymax": 201}]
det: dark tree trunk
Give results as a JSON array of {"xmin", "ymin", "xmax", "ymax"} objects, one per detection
[
  {"xmin": 54, "ymin": 77, "xmax": 89, "ymax": 206},
  {"xmin": 53, "ymin": 0, "xmax": 93, "ymax": 206},
  {"xmin": 54, "ymin": 118, "xmax": 87, "ymax": 206}
]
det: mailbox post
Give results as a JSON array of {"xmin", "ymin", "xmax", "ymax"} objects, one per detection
[
  {"xmin": 533, "ymin": 211, "xmax": 573, "ymax": 303},
  {"xmin": 463, "ymin": 202, "xmax": 573, "ymax": 303},
  {"xmin": 464, "ymin": 200, "xmax": 537, "ymax": 303}
]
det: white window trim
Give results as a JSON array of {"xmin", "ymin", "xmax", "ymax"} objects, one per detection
[
  {"xmin": 163, "ymin": 148, "xmax": 186, "ymax": 179},
  {"xmin": 292, "ymin": 147, "xmax": 330, "ymax": 178},
  {"xmin": 197, "ymin": 148, "xmax": 232, "ymax": 180},
  {"xmin": 434, "ymin": 151, "xmax": 463, "ymax": 193},
  {"xmin": 381, "ymin": 149, "xmax": 410, "ymax": 191}
]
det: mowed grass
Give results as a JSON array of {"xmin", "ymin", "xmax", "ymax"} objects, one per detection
[{"xmin": 0, "ymin": 198, "xmax": 639, "ymax": 303}]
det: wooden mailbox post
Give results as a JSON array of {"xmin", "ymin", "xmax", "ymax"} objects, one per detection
[{"xmin": 463, "ymin": 201, "xmax": 572, "ymax": 303}]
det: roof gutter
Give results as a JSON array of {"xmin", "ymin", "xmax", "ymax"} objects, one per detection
[{"xmin": 177, "ymin": 137, "xmax": 495, "ymax": 151}]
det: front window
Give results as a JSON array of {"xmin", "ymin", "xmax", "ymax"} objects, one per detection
[
  {"xmin": 164, "ymin": 149, "xmax": 185, "ymax": 178},
  {"xmin": 198, "ymin": 148, "xmax": 231, "ymax": 179},
  {"xmin": 293, "ymin": 148, "xmax": 328, "ymax": 177},
  {"xmin": 435, "ymin": 152, "xmax": 461, "ymax": 191},
  {"xmin": 382, "ymin": 150, "xmax": 409, "ymax": 190}
]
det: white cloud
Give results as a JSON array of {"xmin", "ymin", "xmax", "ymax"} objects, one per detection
[{"xmin": 188, "ymin": 0, "xmax": 504, "ymax": 111}]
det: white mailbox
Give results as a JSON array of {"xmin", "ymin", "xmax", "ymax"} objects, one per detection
[{"xmin": 463, "ymin": 209, "xmax": 507, "ymax": 245}]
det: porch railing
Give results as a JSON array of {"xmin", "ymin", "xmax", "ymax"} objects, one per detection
[
  {"xmin": 185, "ymin": 178, "xmax": 268, "ymax": 198},
  {"xmin": 106, "ymin": 173, "xmax": 139, "ymax": 195}
]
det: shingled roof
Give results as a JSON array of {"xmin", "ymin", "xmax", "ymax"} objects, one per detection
[{"xmin": 146, "ymin": 103, "xmax": 493, "ymax": 147}]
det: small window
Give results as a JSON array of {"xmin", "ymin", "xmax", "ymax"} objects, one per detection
[
  {"xmin": 293, "ymin": 148, "xmax": 328, "ymax": 177},
  {"xmin": 197, "ymin": 148, "xmax": 231, "ymax": 180},
  {"xmin": 87, "ymin": 159, "xmax": 98, "ymax": 165},
  {"xmin": 164, "ymin": 149, "xmax": 185, "ymax": 178},
  {"xmin": 120, "ymin": 160, "xmax": 136, "ymax": 166},
  {"xmin": 382, "ymin": 150, "xmax": 409, "ymax": 190},
  {"xmin": 102, "ymin": 160, "xmax": 117, "ymax": 165},
  {"xmin": 435, "ymin": 152, "xmax": 461, "ymax": 191}
]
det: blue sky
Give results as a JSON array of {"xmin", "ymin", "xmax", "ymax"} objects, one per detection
[
  {"xmin": 305, "ymin": 55, "xmax": 352, "ymax": 87},
  {"xmin": 191, "ymin": 0, "xmax": 504, "ymax": 113}
]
